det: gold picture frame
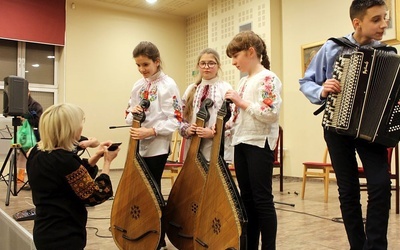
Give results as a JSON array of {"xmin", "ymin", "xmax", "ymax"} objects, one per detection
[
  {"xmin": 301, "ymin": 40, "xmax": 324, "ymax": 74},
  {"xmin": 383, "ymin": 0, "xmax": 400, "ymax": 45}
]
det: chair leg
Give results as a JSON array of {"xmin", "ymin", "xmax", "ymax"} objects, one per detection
[
  {"xmin": 324, "ymin": 168, "xmax": 329, "ymax": 203},
  {"xmin": 396, "ymin": 183, "xmax": 399, "ymax": 214},
  {"xmin": 301, "ymin": 166, "xmax": 307, "ymax": 200},
  {"xmin": 162, "ymin": 171, "xmax": 176, "ymax": 186},
  {"xmin": 280, "ymin": 164, "xmax": 283, "ymax": 192}
]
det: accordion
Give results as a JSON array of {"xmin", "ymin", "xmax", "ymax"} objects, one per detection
[{"xmin": 322, "ymin": 48, "xmax": 400, "ymax": 147}]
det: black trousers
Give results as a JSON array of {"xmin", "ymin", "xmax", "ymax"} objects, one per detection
[
  {"xmin": 143, "ymin": 153, "xmax": 169, "ymax": 189},
  {"xmin": 234, "ymin": 141, "xmax": 277, "ymax": 250},
  {"xmin": 143, "ymin": 153, "xmax": 169, "ymax": 248},
  {"xmin": 324, "ymin": 129, "xmax": 391, "ymax": 250}
]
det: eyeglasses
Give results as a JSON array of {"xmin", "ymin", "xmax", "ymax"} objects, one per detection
[{"xmin": 198, "ymin": 61, "xmax": 217, "ymax": 69}]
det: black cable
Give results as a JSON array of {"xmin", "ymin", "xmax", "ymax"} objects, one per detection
[
  {"xmin": 276, "ymin": 207, "xmax": 333, "ymax": 222},
  {"xmin": 88, "ymin": 217, "xmax": 110, "ymax": 220},
  {"xmin": 86, "ymin": 226, "xmax": 113, "ymax": 238},
  {"xmin": 86, "ymin": 197, "xmax": 114, "ymax": 220},
  {"xmin": 277, "ymin": 207, "xmax": 367, "ymax": 224}
]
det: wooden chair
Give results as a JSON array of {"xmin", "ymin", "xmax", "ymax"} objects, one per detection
[
  {"xmin": 301, "ymin": 147, "xmax": 335, "ymax": 203},
  {"xmin": 358, "ymin": 144, "xmax": 399, "ymax": 214},
  {"xmin": 162, "ymin": 131, "xmax": 185, "ymax": 186},
  {"xmin": 273, "ymin": 126, "xmax": 284, "ymax": 192}
]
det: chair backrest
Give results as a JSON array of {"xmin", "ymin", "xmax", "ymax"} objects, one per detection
[
  {"xmin": 387, "ymin": 146, "xmax": 395, "ymax": 166},
  {"xmin": 177, "ymin": 137, "xmax": 186, "ymax": 163},
  {"xmin": 273, "ymin": 126, "xmax": 283, "ymax": 164},
  {"xmin": 359, "ymin": 145, "xmax": 396, "ymax": 174},
  {"xmin": 168, "ymin": 131, "xmax": 186, "ymax": 163},
  {"xmin": 387, "ymin": 144, "xmax": 399, "ymax": 174},
  {"xmin": 168, "ymin": 131, "xmax": 183, "ymax": 163}
]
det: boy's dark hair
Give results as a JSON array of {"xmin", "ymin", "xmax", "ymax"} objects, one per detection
[{"xmin": 350, "ymin": 0, "xmax": 386, "ymax": 20}]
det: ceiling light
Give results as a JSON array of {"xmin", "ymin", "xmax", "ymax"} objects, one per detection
[
  {"xmin": 146, "ymin": 0, "xmax": 157, "ymax": 4},
  {"xmin": 32, "ymin": 64, "xmax": 40, "ymax": 68}
]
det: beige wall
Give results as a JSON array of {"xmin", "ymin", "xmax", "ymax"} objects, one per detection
[
  {"xmin": 185, "ymin": 11, "xmax": 208, "ymax": 87},
  {"xmin": 207, "ymin": 0, "xmax": 274, "ymax": 89},
  {"xmin": 281, "ymin": 0, "xmax": 354, "ymax": 177},
  {"xmin": 64, "ymin": 0, "xmax": 187, "ymax": 168},
  {"xmin": 61, "ymin": 0, "xmax": 400, "ymax": 176}
]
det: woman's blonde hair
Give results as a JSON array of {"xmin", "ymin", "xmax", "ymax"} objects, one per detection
[{"xmin": 38, "ymin": 103, "xmax": 85, "ymax": 151}]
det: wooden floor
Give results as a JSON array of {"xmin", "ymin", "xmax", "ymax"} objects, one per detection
[{"xmin": 0, "ymin": 169, "xmax": 399, "ymax": 250}]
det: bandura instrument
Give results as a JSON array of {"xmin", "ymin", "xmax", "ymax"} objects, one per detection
[
  {"xmin": 164, "ymin": 98, "xmax": 214, "ymax": 250},
  {"xmin": 110, "ymin": 100, "xmax": 165, "ymax": 250},
  {"xmin": 194, "ymin": 100, "xmax": 248, "ymax": 249}
]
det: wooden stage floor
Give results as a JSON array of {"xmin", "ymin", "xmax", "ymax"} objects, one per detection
[{"xmin": 1, "ymin": 168, "xmax": 399, "ymax": 250}]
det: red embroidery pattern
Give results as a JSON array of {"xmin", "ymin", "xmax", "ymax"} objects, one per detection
[
  {"xmin": 260, "ymin": 75, "xmax": 276, "ymax": 111},
  {"xmin": 232, "ymin": 82, "xmax": 247, "ymax": 123},
  {"xmin": 66, "ymin": 166, "xmax": 99, "ymax": 200},
  {"xmin": 173, "ymin": 95, "xmax": 183, "ymax": 123}
]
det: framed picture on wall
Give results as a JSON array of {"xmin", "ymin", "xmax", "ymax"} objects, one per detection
[
  {"xmin": 239, "ymin": 23, "xmax": 252, "ymax": 78},
  {"xmin": 301, "ymin": 41, "xmax": 324, "ymax": 75},
  {"xmin": 383, "ymin": 0, "xmax": 400, "ymax": 45}
]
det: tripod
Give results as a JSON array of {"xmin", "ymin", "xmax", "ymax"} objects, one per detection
[{"xmin": 0, "ymin": 117, "xmax": 28, "ymax": 206}]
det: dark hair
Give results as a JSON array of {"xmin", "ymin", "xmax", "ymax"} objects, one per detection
[
  {"xmin": 226, "ymin": 30, "xmax": 270, "ymax": 70},
  {"xmin": 132, "ymin": 41, "xmax": 162, "ymax": 69},
  {"xmin": 350, "ymin": 0, "xmax": 386, "ymax": 20},
  {"xmin": 183, "ymin": 48, "xmax": 222, "ymax": 121}
]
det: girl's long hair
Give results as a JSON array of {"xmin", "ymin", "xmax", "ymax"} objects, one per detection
[
  {"xmin": 183, "ymin": 48, "xmax": 222, "ymax": 121},
  {"xmin": 226, "ymin": 30, "xmax": 270, "ymax": 70}
]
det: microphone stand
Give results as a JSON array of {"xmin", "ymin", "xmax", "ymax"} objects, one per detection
[
  {"xmin": 275, "ymin": 201, "xmax": 295, "ymax": 207},
  {"xmin": 109, "ymin": 125, "xmax": 131, "ymax": 129}
]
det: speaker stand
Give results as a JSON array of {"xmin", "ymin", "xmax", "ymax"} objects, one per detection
[{"xmin": 0, "ymin": 117, "xmax": 28, "ymax": 206}]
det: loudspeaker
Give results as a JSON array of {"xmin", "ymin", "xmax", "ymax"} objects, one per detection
[{"xmin": 3, "ymin": 76, "xmax": 28, "ymax": 117}]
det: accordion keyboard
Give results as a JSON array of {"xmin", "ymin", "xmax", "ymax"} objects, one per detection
[{"xmin": 323, "ymin": 52, "xmax": 364, "ymax": 129}]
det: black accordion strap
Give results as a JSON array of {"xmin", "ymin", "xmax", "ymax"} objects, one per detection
[
  {"xmin": 328, "ymin": 36, "xmax": 397, "ymax": 53},
  {"xmin": 328, "ymin": 37, "xmax": 357, "ymax": 49},
  {"xmin": 313, "ymin": 103, "xmax": 326, "ymax": 116}
]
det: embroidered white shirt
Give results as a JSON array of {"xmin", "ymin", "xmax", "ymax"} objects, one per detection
[
  {"xmin": 180, "ymin": 77, "xmax": 233, "ymax": 161},
  {"xmin": 125, "ymin": 71, "xmax": 182, "ymax": 157},
  {"xmin": 230, "ymin": 69, "xmax": 282, "ymax": 150}
]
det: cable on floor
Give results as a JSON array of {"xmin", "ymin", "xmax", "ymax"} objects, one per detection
[
  {"xmin": 86, "ymin": 226, "xmax": 113, "ymax": 238},
  {"xmin": 276, "ymin": 207, "xmax": 333, "ymax": 222},
  {"xmin": 277, "ymin": 207, "xmax": 366, "ymax": 224},
  {"xmin": 88, "ymin": 217, "xmax": 110, "ymax": 220}
]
